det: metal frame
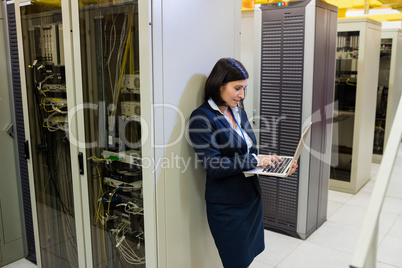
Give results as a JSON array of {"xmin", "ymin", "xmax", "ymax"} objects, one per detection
[
  {"xmin": 139, "ymin": 1, "xmax": 158, "ymax": 267},
  {"xmin": 14, "ymin": 1, "xmax": 43, "ymax": 266},
  {"xmin": 297, "ymin": 0, "xmax": 316, "ymax": 238},
  {"xmin": 381, "ymin": 29, "xmax": 402, "ymax": 148},
  {"xmin": 67, "ymin": 0, "xmax": 158, "ymax": 267},
  {"xmin": 60, "ymin": 1, "xmax": 87, "ymax": 266},
  {"xmin": 253, "ymin": 5, "xmax": 262, "ymax": 141},
  {"xmin": 15, "ymin": 0, "xmax": 90, "ymax": 266},
  {"xmin": 151, "ymin": 1, "xmax": 166, "ymax": 267}
]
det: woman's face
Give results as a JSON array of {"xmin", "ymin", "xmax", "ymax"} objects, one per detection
[{"xmin": 220, "ymin": 79, "xmax": 247, "ymax": 108}]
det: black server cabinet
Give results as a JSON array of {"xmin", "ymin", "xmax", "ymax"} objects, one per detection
[{"xmin": 258, "ymin": 0, "xmax": 337, "ymax": 239}]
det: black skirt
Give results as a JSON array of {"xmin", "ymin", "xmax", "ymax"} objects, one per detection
[{"xmin": 206, "ymin": 195, "xmax": 265, "ymax": 268}]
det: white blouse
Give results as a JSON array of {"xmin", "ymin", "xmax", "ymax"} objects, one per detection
[{"xmin": 208, "ymin": 98, "xmax": 254, "ymax": 152}]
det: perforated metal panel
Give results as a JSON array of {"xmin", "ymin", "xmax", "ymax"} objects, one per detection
[
  {"xmin": 7, "ymin": 3, "xmax": 36, "ymax": 263},
  {"xmin": 259, "ymin": 6, "xmax": 305, "ymax": 237},
  {"xmin": 258, "ymin": 0, "xmax": 337, "ymax": 239}
]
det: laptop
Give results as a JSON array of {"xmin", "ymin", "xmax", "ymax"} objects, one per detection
[{"xmin": 243, "ymin": 123, "xmax": 312, "ymax": 178}]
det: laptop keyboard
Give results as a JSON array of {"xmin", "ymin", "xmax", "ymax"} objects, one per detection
[{"xmin": 262, "ymin": 157, "xmax": 292, "ymax": 174}]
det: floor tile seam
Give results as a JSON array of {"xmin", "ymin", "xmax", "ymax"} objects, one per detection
[
  {"xmin": 326, "ymin": 203, "xmax": 348, "ymax": 222},
  {"xmin": 329, "ymin": 202, "xmax": 369, "ymax": 216},
  {"xmin": 389, "ymin": 168, "xmax": 402, "ymax": 173},
  {"xmin": 385, "ymin": 193, "xmax": 402, "ymax": 200},
  {"xmin": 379, "ymin": 206, "xmax": 402, "ymax": 217},
  {"xmin": 272, "ymin": 240, "xmax": 307, "ymax": 268},
  {"xmin": 327, "ymin": 199, "xmax": 346, "ymax": 206},
  {"xmin": 378, "ymin": 233, "xmax": 402, "ymax": 243},
  {"xmin": 372, "ymin": 231, "xmax": 402, "ymax": 252},
  {"xmin": 360, "ymin": 188, "xmax": 374, "ymax": 194},
  {"xmin": 326, "ymin": 217, "xmax": 358, "ymax": 224},
  {"xmin": 379, "ymin": 213, "xmax": 401, "ymax": 237},
  {"xmin": 387, "ymin": 230, "xmax": 402, "ymax": 240},
  {"xmin": 326, "ymin": 217, "xmax": 393, "ymax": 243},
  {"xmin": 255, "ymin": 247, "xmax": 298, "ymax": 268},
  {"xmin": 382, "ymin": 195, "xmax": 402, "ymax": 201},
  {"xmin": 327, "ymin": 195, "xmax": 354, "ymax": 205},
  {"xmin": 263, "ymin": 232, "xmax": 304, "ymax": 246},
  {"xmin": 376, "ymin": 234, "xmax": 402, "ymax": 267},
  {"xmin": 304, "ymin": 236, "xmax": 357, "ymax": 257},
  {"xmin": 253, "ymin": 256, "xmax": 281, "ymax": 268},
  {"xmin": 324, "ymin": 218, "xmax": 369, "ymax": 234},
  {"xmin": 252, "ymin": 260, "xmax": 275, "ymax": 268},
  {"xmin": 326, "ymin": 208, "xmax": 344, "ymax": 220},
  {"xmin": 275, "ymin": 240, "xmax": 356, "ymax": 268},
  {"xmin": 376, "ymin": 260, "xmax": 401, "ymax": 268},
  {"xmin": 376, "ymin": 230, "xmax": 388, "ymax": 250},
  {"xmin": 342, "ymin": 199, "xmax": 389, "ymax": 213}
]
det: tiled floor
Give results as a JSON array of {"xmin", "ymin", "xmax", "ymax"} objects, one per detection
[
  {"xmin": 5, "ymin": 144, "xmax": 402, "ymax": 268},
  {"xmin": 251, "ymin": 143, "xmax": 402, "ymax": 268},
  {"xmin": 2, "ymin": 259, "xmax": 36, "ymax": 268}
]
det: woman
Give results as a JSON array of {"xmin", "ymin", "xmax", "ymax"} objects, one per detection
[{"xmin": 189, "ymin": 58, "xmax": 297, "ymax": 268}]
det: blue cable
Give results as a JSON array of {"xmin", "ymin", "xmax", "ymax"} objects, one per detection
[{"xmin": 229, "ymin": 108, "xmax": 249, "ymax": 154}]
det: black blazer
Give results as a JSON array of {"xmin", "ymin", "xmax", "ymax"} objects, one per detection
[{"xmin": 189, "ymin": 101, "xmax": 261, "ymax": 204}]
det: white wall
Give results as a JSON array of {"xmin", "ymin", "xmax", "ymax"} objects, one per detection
[
  {"xmin": 241, "ymin": 10, "xmax": 256, "ymax": 123},
  {"xmin": 152, "ymin": 1, "xmax": 242, "ymax": 267}
]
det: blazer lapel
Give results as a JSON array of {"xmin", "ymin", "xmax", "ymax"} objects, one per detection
[
  {"xmin": 240, "ymin": 111, "xmax": 257, "ymax": 145},
  {"xmin": 215, "ymin": 113, "xmax": 245, "ymax": 146},
  {"xmin": 206, "ymin": 102, "xmax": 247, "ymax": 152}
]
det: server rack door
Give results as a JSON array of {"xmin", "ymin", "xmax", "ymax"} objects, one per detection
[
  {"xmin": 330, "ymin": 19, "xmax": 381, "ymax": 194},
  {"xmin": 68, "ymin": 1, "xmax": 154, "ymax": 267},
  {"xmin": 15, "ymin": 0, "xmax": 84, "ymax": 266}
]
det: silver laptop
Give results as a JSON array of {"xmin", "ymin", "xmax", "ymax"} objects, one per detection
[{"xmin": 243, "ymin": 123, "xmax": 312, "ymax": 178}]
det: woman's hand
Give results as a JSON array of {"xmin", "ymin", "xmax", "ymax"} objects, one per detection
[
  {"xmin": 288, "ymin": 160, "xmax": 298, "ymax": 176},
  {"xmin": 257, "ymin": 154, "xmax": 282, "ymax": 168}
]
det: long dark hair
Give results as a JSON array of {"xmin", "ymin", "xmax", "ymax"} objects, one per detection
[{"xmin": 204, "ymin": 58, "xmax": 249, "ymax": 108}]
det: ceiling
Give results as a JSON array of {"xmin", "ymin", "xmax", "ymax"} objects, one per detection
[
  {"xmin": 325, "ymin": 0, "xmax": 402, "ymax": 17},
  {"xmin": 243, "ymin": 0, "xmax": 402, "ymax": 21}
]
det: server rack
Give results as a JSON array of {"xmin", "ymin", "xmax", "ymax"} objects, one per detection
[
  {"xmin": 329, "ymin": 18, "xmax": 381, "ymax": 194},
  {"xmin": 15, "ymin": 1, "xmax": 150, "ymax": 266},
  {"xmin": 372, "ymin": 28, "xmax": 402, "ymax": 163},
  {"xmin": 14, "ymin": 0, "xmax": 243, "ymax": 267},
  {"xmin": 255, "ymin": 0, "xmax": 337, "ymax": 239}
]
